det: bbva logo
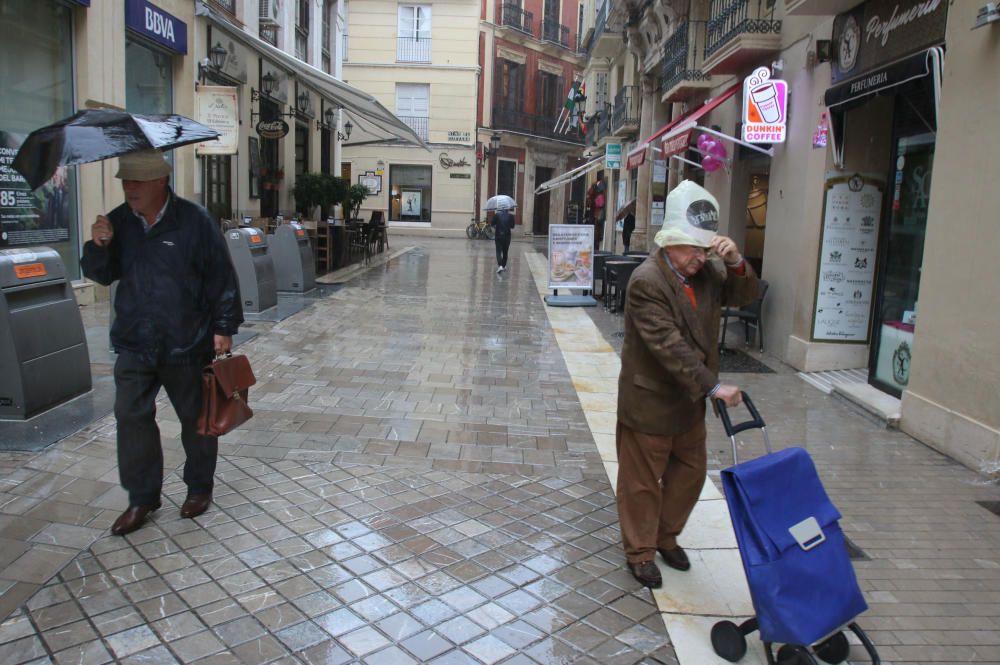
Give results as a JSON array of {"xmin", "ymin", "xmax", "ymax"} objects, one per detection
[{"xmin": 145, "ymin": 7, "xmax": 176, "ymax": 42}]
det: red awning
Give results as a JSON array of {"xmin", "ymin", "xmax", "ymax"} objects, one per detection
[{"xmin": 659, "ymin": 82, "xmax": 740, "ymax": 159}]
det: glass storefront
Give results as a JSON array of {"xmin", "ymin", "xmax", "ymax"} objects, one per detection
[
  {"xmin": 390, "ymin": 165, "xmax": 432, "ymax": 222},
  {"xmin": 125, "ymin": 36, "xmax": 174, "ymax": 114},
  {"xmin": 0, "ymin": 0, "xmax": 79, "ymax": 277}
]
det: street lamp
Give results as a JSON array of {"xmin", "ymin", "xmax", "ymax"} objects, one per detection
[
  {"xmin": 296, "ymin": 91, "xmax": 310, "ymax": 113},
  {"xmin": 198, "ymin": 42, "xmax": 227, "ymax": 82},
  {"xmin": 338, "ymin": 119, "xmax": 353, "ymax": 142},
  {"xmin": 480, "ymin": 132, "xmax": 501, "ymax": 165}
]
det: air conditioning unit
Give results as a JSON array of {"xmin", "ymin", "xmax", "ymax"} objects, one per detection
[{"xmin": 259, "ymin": 0, "xmax": 280, "ymax": 25}]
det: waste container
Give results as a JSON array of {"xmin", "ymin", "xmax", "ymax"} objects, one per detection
[
  {"xmin": 0, "ymin": 247, "xmax": 92, "ymax": 419},
  {"xmin": 225, "ymin": 227, "xmax": 276, "ymax": 313},
  {"xmin": 268, "ymin": 222, "xmax": 316, "ymax": 292}
]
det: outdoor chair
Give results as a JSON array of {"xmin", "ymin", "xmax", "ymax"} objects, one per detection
[
  {"xmin": 720, "ymin": 279, "xmax": 769, "ymax": 352},
  {"xmin": 604, "ymin": 259, "xmax": 641, "ymax": 313}
]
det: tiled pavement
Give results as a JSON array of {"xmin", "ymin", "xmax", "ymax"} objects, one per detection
[{"xmin": 0, "ymin": 237, "xmax": 998, "ymax": 664}]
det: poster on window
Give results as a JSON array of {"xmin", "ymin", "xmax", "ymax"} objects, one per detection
[
  {"xmin": 812, "ymin": 173, "xmax": 882, "ymax": 342},
  {"xmin": 547, "ymin": 224, "xmax": 594, "ymax": 290},
  {"xmin": 651, "ymin": 159, "xmax": 667, "ymax": 226},
  {"xmin": 0, "ymin": 131, "xmax": 72, "ymax": 247},
  {"xmin": 400, "ymin": 190, "xmax": 422, "ymax": 218},
  {"xmin": 195, "ymin": 85, "xmax": 239, "ymax": 155}
]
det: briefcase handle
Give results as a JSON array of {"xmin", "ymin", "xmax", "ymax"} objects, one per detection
[{"xmin": 713, "ymin": 391, "xmax": 772, "ymax": 464}]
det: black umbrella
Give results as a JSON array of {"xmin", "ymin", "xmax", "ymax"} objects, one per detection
[{"xmin": 12, "ymin": 109, "xmax": 220, "ymax": 190}]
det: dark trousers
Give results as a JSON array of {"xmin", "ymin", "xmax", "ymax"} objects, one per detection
[
  {"xmin": 615, "ymin": 419, "xmax": 707, "ymax": 563},
  {"xmin": 113, "ymin": 351, "xmax": 217, "ymax": 507},
  {"xmin": 494, "ymin": 232, "xmax": 512, "ymax": 268},
  {"xmin": 623, "ymin": 229, "xmax": 633, "ymax": 254}
]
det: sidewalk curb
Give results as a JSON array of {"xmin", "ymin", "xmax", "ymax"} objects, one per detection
[{"xmin": 315, "ymin": 246, "xmax": 415, "ymax": 284}]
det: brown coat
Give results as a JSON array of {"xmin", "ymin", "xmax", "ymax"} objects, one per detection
[{"xmin": 617, "ymin": 249, "xmax": 759, "ymax": 436}]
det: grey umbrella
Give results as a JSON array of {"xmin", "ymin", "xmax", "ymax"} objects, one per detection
[{"xmin": 12, "ymin": 109, "xmax": 220, "ymax": 190}]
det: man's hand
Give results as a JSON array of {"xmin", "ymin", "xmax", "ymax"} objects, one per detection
[
  {"xmin": 710, "ymin": 235, "xmax": 742, "ymax": 266},
  {"xmin": 714, "ymin": 384, "xmax": 742, "ymax": 408},
  {"xmin": 92, "ymin": 215, "xmax": 113, "ymax": 247},
  {"xmin": 214, "ymin": 335, "xmax": 233, "ymax": 355}
]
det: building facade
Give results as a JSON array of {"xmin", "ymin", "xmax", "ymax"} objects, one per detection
[
  {"xmin": 478, "ymin": 0, "xmax": 587, "ymax": 236},
  {"xmin": 576, "ymin": 0, "xmax": 999, "ymax": 474},
  {"xmin": 341, "ymin": 0, "xmax": 480, "ymax": 235}
]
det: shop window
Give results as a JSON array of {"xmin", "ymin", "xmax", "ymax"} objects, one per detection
[
  {"xmin": 390, "ymin": 165, "xmax": 432, "ymax": 223},
  {"xmin": 0, "ymin": 0, "xmax": 79, "ymax": 277},
  {"xmin": 126, "ymin": 38, "xmax": 173, "ymax": 115}
]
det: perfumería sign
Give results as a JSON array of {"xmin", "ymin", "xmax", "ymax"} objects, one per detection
[
  {"xmin": 605, "ymin": 143, "xmax": 622, "ymax": 169},
  {"xmin": 125, "ymin": 0, "xmax": 187, "ymax": 55},
  {"xmin": 742, "ymin": 67, "xmax": 788, "ymax": 143},
  {"xmin": 831, "ymin": 0, "xmax": 947, "ymax": 83},
  {"xmin": 195, "ymin": 86, "xmax": 238, "ymax": 155},
  {"xmin": 256, "ymin": 119, "xmax": 289, "ymax": 140}
]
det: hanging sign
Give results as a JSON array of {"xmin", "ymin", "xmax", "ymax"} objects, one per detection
[
  {"xmin": 742, "ymin": 67, "xmax": 788, "ymax": 144},
  {"xmin": 196, "ymin": 86, "xmax": 238, "ymax": 155},
  {"xmin": 256, "ymin": 119, "xmax": 289, "ymax": 140},
  {"xmin": 605, "ymin": 143, "xmax": 622, "ymax": 169},
  {"xmin": 811, "ymin": 173, "xmax": 883, "ymax": 342}
]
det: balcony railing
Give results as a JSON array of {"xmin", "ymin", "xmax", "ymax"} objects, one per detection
[
  {"xmin": 260, "ymin": 24, "xmax": 278, "ymax": 46},
  {"xmin": 493, "ymin": 107, "xmax": 584, "ymax": 143},
  {"xmin": 587, "ymin": 103, "xmax": 613, "ymax": 143},
  {"xmin": 399, "ymin": 116, "xmax": 429, "ymax": 141},
  {"xmin": 661, "ymin": 21, "xmax": 712, "ymax": 93},
  {"xmin": 587, "ymin": 1, "xmax": 608, "ymax": 54},
  {"xmin": 705, "ymin": 0, "xmax": 781, "ymax": 60},
  {"xmin": 498, "ymin": 3, "xmax": 533, "ymax": 35},
  {"xmin": 397, "ymin": 37, "xmax": 431, "ymax": 63},
  {"xmin": 210, "ymin": 0, "xmax": 235, "ymax": 14},
  {"xmin": 612, "ymin": 85, "xmax": 639, "ymax": 132},
  {"xmin": 541, "ymin": 18, "xmax": 570, "ymax": 49}
]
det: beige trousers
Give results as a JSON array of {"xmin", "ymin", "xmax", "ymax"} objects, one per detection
[{"xmin": 616, "ymin": 419, "xmax": 707, "ymax": 564}]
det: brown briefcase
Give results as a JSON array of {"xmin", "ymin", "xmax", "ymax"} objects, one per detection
[{"xmin": 196, "ymin": 353, "xmax": 257, "ymax": 437}]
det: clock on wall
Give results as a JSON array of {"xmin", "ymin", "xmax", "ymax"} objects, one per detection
[{"xmin": 838, "ymin": 14, "xmax": 860, "ymax": 73}]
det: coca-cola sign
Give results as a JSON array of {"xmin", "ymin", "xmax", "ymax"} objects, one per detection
[{"xmin": 256, "ymin": 119, "xmax": 289, "ymax": 140}]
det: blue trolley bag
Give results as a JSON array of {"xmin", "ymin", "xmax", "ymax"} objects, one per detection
[{"xmin": 721, "ymin": 446, "xmax": 868, "ymax": 646}]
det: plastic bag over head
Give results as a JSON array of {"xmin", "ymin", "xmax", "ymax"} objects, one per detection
[{"xmin": 653, "ymin": 180, "xmax": 719, "ymax": 248}]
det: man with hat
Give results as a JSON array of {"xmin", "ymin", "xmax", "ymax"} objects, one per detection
[
  {"xmin": 82, "ymin": 149, "xmax": 243, "ymax": 536},
  {"xmin": 615, "ymin": 180, "xmax": 758, "ymax": 588}
]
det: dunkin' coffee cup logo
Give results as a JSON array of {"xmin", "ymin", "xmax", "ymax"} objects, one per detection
[{"xmin": 686, "ymin": 200, "xmax": 719, "ymax": 231}]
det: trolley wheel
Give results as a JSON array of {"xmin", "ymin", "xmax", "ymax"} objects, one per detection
[
  {"xmin": 776, "ymin": 645, "xmax": 812, "ymax": 665},
  {"xmin": 815, "ymin": 632, "xmax": 850, "ymax": 664},
  {"xmin": 711, "ymin": 620, "xmax": 747, "ymax": 662},
  {"xmin": 466, "ymin": 223, "xmax": 476, "ymax": 239},
  {"xmin": 483, "ymin": 225, "xmax": 495, "ymax": 240}
]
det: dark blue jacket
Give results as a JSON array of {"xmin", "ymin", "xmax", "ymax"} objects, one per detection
[
  {"xmin": 493, "ymin": 210, "xmax": 516, "ymax": 236},
  {"xmin": 81, "ymin": 192, "xmax": 243, "ymax": 365}
]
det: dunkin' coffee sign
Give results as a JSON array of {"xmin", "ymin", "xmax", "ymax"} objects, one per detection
[{"xmin": 742, "ymin": 67, "xmax": 788, "ymax": 144}]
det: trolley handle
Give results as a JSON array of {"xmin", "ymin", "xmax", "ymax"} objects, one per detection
[{"xmin": 713, "ymin": 391, "xmax": 766, "ymax": 437}]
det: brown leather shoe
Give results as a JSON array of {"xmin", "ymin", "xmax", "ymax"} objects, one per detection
[
  {"xmin": 110, "ymin": 503, "xmax": 160, "ymax": 536},
  {"xmin": 180, "ymin": 493, "xmax": 212, "ymax": 519},
  {"xmin": 628, "ymin": 560, "xmax": 662, "ymax": 588},
  {"xmin": 658, "ymin": 545, "xmax": 691, "ymax": 571}
]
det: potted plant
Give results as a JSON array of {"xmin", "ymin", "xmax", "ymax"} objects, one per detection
[
  {"xmin": 292, "ymin": 172, "xmax": 326, "ymax": 218},
  {"xmin": 346, "ymin": 183, "xmax": 370, "ymax": 220}
]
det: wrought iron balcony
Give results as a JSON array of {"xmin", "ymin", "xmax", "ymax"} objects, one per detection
[
  {"xmin": 612, "ymin": 85, "xmax": 639, "ymax": 134},
  {"xmin": 588, "ymin": 103, "xmax": 613, "ymax": 143},
  {"xmin": 541, "ymin": 18, "xmax": 570, "ymax": 49},
  {"xmin": 397, "ymin": 37, "xmax": 431, "ymax": 63},
  {"xmin": 660, "ymin": 21, "xmax": 713, "ymax": 100},
  {"xmin": 492, "ymin": 107, "xmax": 584, "ymax": 143},
  {"xmin": 704, "ymin": 0, "xmax": 781, "ymax": 71},
  {"xmin": 399, "ymin": 116, "xmax": 429, "ymax": 141},
  {"xmin": 260, "ymin": 24, "xmax": 278, "ymax": 47},
  {"xmin": 210, "ymin": 0, "xmax": 235, "ymax": 14},
  {"xmin": 498, "ymin": 3, "xmax": 533, "ymax": 35}
]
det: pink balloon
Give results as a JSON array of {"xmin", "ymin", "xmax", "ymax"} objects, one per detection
[
  {"xmin": 708, "ymin": 140, "xmax": 728, "ymax": 159},
  {"xmin": 702, "ymin": 155, "xmax": 723, "ymax": 172},
  {"xmin": 697, "ymin": 134, "xmax": 712, "ymax": 151}
]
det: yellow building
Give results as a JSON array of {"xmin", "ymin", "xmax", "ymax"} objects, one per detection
[{"xmin": 342, "ymin": 0, "xmax": 480, "ymax": 234}]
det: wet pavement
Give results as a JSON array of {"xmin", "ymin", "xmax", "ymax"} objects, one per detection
[{"xmin": 0, "ymin": 237, "xmax": 998, "ymax": 664}]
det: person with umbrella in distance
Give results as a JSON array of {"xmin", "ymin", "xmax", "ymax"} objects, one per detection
[
  {"xmin": 489, "ymin": 196, "xmax": 516, "ymax": 274},
  {"xmin": 81, "ymin": 149, "xmax": 243, "ymax": 536}
]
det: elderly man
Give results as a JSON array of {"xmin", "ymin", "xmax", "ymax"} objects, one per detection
[
  {"xmin": 616, "ymin": 181, "xmax": 758, "ymax": 588},
  {"xmin": 82, "ymin": 150, "xmax": 243, "ymax": 536}
]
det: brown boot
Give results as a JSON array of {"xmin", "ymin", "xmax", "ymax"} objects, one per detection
[
  {"xmin": 658, "ymin": 546, "xmax": 691, "ymax": 572},
  {"xmin": 180, "ymin": 493, "xmax": 212, "ymax": 519},
  {"xmin": 628, "ymin": 560, "xmax": 662, "ymax": 588},
  {"xmin": 110, "ymin": 503, "xmax": 161, "ymax": 536}
]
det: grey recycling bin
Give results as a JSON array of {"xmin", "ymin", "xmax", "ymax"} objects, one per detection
[
  {"xmin": 268, "ymin": 222, "xmax": 316, "ymax": 292},
  {"xmin": 0, "ymin": 247, "xmax": 92, "ymax": 419},
  {"xmin": 225, "ymin": 227, "xmax": 277, "ymax": 313}
]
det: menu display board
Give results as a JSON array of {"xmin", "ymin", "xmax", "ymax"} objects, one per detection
[
  {"xmin": 547, "ymin": 224, "xmax": 594, "ymax": 290},
  {"xmin": 812, "ymin": 173, "xmax": 882, "ymax": 341}
]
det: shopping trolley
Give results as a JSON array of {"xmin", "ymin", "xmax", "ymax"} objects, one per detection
[{"xmin": 709, "ymin": 392, "xmax": 881, "ymax": 665}]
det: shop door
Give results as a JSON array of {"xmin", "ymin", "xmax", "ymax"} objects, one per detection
[
  {"xmin": 259, "ymin": 99, "xmax": 281, "ymax": 219},
  {"xmin": 744, "ymin": 173, "xmax": 768, "ymax": 277},
  {"xmin": 533, "ymin": 167, "xmax": 553, "ymax": 235},
  {"xmin": 869, "ymin": 130, "xmax": 935, "ymax": 395}
]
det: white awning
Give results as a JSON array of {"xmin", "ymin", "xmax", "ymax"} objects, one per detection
[
  {"xmin": 534, "ymin": 155, "xmax": 604, "ymax": 194},
  {"xmin": 198, "ymin": 2, "xmax": 428, "ymax": 149}
]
